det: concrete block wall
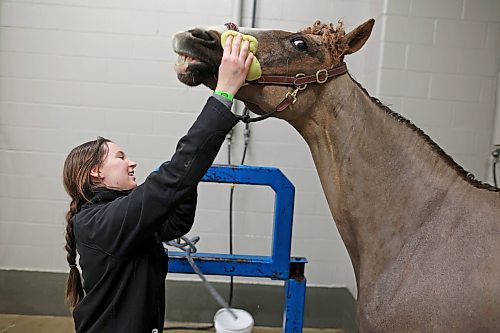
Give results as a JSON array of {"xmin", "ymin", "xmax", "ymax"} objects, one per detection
[
  {"xmin": 379, "ymin": 0, "xmax": 500, "ymax": 181},
  {"xmin": 1, "ymin": 0, "xmax": 499, "ymax": 304},
  {"xmin": 0, "ymin": 0, "xmax": 382, "ymax": 298}
]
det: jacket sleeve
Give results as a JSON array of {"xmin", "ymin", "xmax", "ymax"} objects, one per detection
[
  {"xmin": 157, "ymin": 186, "xmax": 198, "ymax": 242},
  {"xmin": 78, "ymin": 97, "xmax": 238, "ymax": 257}
]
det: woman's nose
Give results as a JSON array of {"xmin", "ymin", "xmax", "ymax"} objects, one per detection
[{"xmin": 129, "ymin": 160, "xmax": 137, "ymax": 168}]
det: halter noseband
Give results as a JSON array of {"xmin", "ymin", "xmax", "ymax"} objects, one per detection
[{"xmin": 223, "ymin": 22, "xmax": 348, "ymax": 123}]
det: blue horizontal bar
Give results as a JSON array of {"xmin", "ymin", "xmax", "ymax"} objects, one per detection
[
  {"xmin": 168, "ymin": 252, "xmax": 307, "ymax": 280},
  {"xmin": 168, "ymin": 252, "xmax": 272, "ymax": 262},
  {"xmin": 169, "ymin": 255, "xmax": 281, "ymax": 279}
]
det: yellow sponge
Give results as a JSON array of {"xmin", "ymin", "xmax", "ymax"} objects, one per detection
[{"xmin": 221, "ymin": 30, "xmax": 262, "ymax": 81}]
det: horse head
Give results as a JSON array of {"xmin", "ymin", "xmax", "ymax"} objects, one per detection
[{"xmin": 172, "ymin": 19, "xmax": 375, "ymax": 123}]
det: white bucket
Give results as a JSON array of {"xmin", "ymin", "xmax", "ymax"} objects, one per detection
[{"xmin": 214, "ymin": 308, "xmax": 254, "ymax": 333}]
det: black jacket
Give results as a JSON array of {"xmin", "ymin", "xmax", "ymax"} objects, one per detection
[{"xmin": 72, "ymin": 97, "xmax": 239, "ymax": 333}]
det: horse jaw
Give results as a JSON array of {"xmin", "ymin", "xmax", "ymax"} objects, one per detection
[{"xmin": 236, "ymin": 84, "xmax": 308, "ymax": 122}]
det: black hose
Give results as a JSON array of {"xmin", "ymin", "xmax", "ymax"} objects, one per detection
[
  {"xmin": 251, "ymin": 0, "xmax": 257, "ymax": 28},
  {"xmin": 163, "ymin": 236, "xmax": 237, "ymax": 331},
  {"xmin": 228, "ymin": 185, "xmax": 235, "ymax": 306},
  {"xmin": 227, "ymin": 0, "xmax": 258, "ymax": 307},
  {"xmin": 493, "ymin": 161, "xmax": 498, "ymax": 188}
]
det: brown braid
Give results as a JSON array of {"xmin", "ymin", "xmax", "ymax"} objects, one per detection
[
  {"xmin": 62, "ymin": 136, "xmax": 111, "ymax": 310},
  {"xmin": 65, "ymin": 199, "xmax": 84, "ymax": 309}
]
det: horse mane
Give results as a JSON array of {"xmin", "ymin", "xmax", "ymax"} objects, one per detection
[
  {"xmin": 301, "ymin": 20, "xmax": 348, "ymax": 63},
  {"xmin": 348, "ymin": 73, "xmax": 500, "ymax": 193},
  {"xmin": 301, "ymin": 20, "xmax": 497, "ymax": 192}
]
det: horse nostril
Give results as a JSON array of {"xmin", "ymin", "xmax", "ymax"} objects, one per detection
[{"xmin": 189, "ymin": 28, "xmax": 214, "ymax": 42}]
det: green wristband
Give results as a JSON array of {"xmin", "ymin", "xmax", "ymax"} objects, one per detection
[{"xmin": 214, "ymin": 90, "xmax": 234, "ymax": 102}]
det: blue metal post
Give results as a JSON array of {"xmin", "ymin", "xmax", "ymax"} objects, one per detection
[
  {"xmin": 167, "ymin": 164, "xmax": 307, "ymax": 331},
  {"xmin": 284, "ymin": 276, "xmax": 307, "ymax": 332}
]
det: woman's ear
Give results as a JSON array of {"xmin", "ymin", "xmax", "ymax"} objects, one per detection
[{"xmin": 90, "ymin": 165, "xmax": 102, "ymax": 180}]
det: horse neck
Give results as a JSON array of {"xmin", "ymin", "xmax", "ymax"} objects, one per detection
[{"xmin": 292, "ymin": 75, "xmax": 471, "ymax": 288}]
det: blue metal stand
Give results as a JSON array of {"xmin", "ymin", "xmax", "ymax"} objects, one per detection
[{"xmin": 167, "ymin": 164, "xmax": 307, "ymax": 332}]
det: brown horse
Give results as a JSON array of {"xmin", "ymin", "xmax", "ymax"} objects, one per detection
[{"xmin": 172, "ymin": 19, "xmax": 500, "ymax": 332}]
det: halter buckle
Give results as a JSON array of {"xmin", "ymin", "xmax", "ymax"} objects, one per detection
[{"xmin": 316, "ymin": 69, "xmax": 328, "ymax": 84}]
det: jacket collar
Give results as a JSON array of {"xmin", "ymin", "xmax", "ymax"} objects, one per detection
[{"xmin": 81, "ymin": 187, "xmax": 132, "ymax": 208}]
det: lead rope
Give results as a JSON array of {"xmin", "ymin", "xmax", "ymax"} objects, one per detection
[
  {"xmin": 234, "ymin": 107, "xmax": 277, "ymax": 123},
  {"xmin": 164, "ymin": 237, "xmax": 238, "ymax": 320}
]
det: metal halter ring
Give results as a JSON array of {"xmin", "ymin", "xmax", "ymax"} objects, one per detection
[
  {"xmin": 294, "ymin": 73, "xmax": 308, "ymax": 91},
  {"xmin": 316, "ymin": 69, "xmax": 328, "ymax": 84}
]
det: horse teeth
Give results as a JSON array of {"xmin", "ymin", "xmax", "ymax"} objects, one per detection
[{"xmin": 178, "ymin": 54, "xmax": 199, "ymax": 64}]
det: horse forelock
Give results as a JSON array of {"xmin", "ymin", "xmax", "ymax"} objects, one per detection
[{"xmin": 301, "ymin": 20, "xmax": 348, "ymax": 63}]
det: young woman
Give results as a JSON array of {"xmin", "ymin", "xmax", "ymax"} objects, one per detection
[{"xmin": 62, "ymin": 35, "xmax": 253, "ymax": 333}]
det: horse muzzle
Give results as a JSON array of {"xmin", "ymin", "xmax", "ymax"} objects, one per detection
[{"xmin": 172, "ymin": 28, "xmax": 221, "ymax": 86}]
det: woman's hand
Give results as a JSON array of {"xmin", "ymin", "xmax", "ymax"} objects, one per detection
[{"xmin": 215, "ymin": 34, "xmax": 254, "ymax": 96}]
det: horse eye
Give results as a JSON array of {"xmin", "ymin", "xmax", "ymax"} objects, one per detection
[{"xmin": 291, "ymin": 39, "xmax": 308, "ymax": 51}]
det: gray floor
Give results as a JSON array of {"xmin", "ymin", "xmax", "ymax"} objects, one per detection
[{"xmin": 0, "ymin": 314, "xmax": 343, "ymax": 333}]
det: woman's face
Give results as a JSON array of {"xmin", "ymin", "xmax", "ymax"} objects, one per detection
[{"xmin": 93, "ymin": 142, "xmax": 137, "ymax": 190}]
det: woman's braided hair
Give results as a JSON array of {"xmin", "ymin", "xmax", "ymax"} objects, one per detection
[{"xmin": 62, "ymin": 136, "xmax": 110, "ymax": 310}]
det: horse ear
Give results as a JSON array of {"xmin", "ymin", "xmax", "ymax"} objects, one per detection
[{"xmin": 344, "ymin": 19, "xmax": 375, "ymax": 55}]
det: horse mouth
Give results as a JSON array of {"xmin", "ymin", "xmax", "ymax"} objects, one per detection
[{"xmin": 174, "ymin": 52, "xmax": 216, "ymax": 86}]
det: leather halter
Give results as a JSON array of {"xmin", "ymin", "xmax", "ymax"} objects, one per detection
[{"xmin": 223, "ymin": 22, "xmax": 349, "ymax": 123}]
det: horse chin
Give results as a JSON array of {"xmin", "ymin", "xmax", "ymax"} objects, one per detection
[{"xmin": 175, "ymin": 62, "xmax": 216, "ymax": 87}]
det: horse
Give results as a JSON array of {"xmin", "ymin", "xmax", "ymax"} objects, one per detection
[{"xmin": 172, "ymin": 19, "xmax": 500, "ymax": 332}]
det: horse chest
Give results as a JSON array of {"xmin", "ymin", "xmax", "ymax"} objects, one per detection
[{"xmin": 357, "ymin": 240, "xmax": 500, "ymax": 333}]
